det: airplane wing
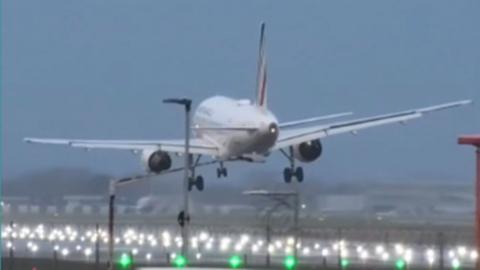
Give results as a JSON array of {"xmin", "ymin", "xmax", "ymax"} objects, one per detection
[
  {"xmin": 273, "ymin": 100, "xmax": 472, "ymax": 150},
  {"xmin": 24, "ymin": 138, "xmax": 219, "ymax": 156}
]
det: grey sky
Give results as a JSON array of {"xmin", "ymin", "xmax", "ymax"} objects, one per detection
[{"xmin": 3, "ymin": 0, "xmax": 479, "ymax": 183}]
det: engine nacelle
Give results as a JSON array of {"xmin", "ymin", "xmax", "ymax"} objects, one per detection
[
  {"xmin": 141, "ymin": 149, "xmax": 172, "ymax": 173},
  {"xmin": 293, "ymin": 139, "xmax": 322, "ymax": 162}
]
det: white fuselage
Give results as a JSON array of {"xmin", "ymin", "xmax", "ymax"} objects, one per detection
[{"xmin": 193, "ymin": 96, "xmax": 279, "ymax": 160}]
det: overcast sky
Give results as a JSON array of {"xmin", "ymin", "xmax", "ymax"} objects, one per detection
[{"xmin": 2, "ymin": 0, "xmax": 479, "ymax": 184}]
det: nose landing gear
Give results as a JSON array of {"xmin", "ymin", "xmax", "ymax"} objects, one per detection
[{"xmin": 281, "ymin": 147, "xmax": 304, "ymax": 183}]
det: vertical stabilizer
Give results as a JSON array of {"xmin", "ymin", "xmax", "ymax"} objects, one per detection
[{"xmin": 255, "ymin": 22, "xmax": 267, "ymax": 109}]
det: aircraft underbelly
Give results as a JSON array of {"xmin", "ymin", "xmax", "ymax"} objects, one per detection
[{"xmin": 227, "ymin": 132, "xmax": 275, "ymax": 157}]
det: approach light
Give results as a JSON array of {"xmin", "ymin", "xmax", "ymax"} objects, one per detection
[
  {"xmin": 229, "ymin": 255, "xmax": 243, "ymax": 268},
  {"xmin": 395, "ymin": 259, "xmax": 406, "ymax": 270},
  {"xmin": 452, "ymin": 258, "xmax": 461, "ymax": 270},
  {"xmin": 173, "ymin": 255, "xmax": 188, "ymax": 268},
  {"xmin": 284, "ymin": 255, "xmax": 297, "ymax": 270},
  {"xmin": 118, "ymin": 253, "xmax": 133, "ymax": 269},
  {"xmin": 341, "ymin": 258, "xmax": 350, "ymax": 269}
]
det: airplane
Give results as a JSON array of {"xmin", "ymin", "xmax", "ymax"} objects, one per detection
[{"xmin": 25, "ymin": 22, "xmax": 472, "ymax": 191}]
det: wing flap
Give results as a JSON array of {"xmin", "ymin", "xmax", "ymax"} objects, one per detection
[
  {"xmin": 193, "ymin": 126, "xmax": 258, "ymax": 132},
  {"xmin": 279, "ymin": 112, "xmax": 353, "ymax": 128}
]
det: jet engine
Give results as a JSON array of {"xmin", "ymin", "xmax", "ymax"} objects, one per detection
[
  {"xmin": 293, "ymin": 139, "xmax": 322, "ymax": 162},
  {"xmin": 141, "ymin": 149, "xmax": 172, "ymax": 173}
]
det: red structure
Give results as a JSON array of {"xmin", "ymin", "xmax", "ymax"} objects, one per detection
[{"xmin": 458, "ymin": 135, "xmax": 480, "ymax": 269}]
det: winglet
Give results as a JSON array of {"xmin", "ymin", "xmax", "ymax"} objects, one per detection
[{"xmin": 416, "ymin": 99, "xmax": 472, "ymax": 114}]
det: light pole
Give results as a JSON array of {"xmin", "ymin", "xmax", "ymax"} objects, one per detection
[
  {"xmin": 458, "ymin": 135, "xmax": 480, "ymax": 270},
  {"xmin": 107, "ymin": 180, "xmax": 116, "ymax": 270},
  {"xmin": 264, "ymin": 203, "xmax": 283, "ymax": 267},
  {"xmin": 95, "ymin": 223, "xmax": 100, "ymax": 270},
  {"xmin": 437, "ymin": 232, "xmax": 444, "ymax": 270},
  {"xmin": 53, "ymin": 247, "xmax": 58, "ymax": 270},
  {"xmin": 292, "ymin": 181, "xmax": 300, "ymax": 260},
  {"xmin": 105, "ymin": 159, "xmax": 214, "ymax": 270},
  {"xmin": 106, "ymin": 175, "xmax": 157, "ymax": 270},
  {"xmin": 337, "ymin": 228, "xmax": 342, "ymax": 270},
  {"xmin": 243, "ymin": 190, "xmax": 299, "ymax": 263},
  {"xmin": 8, "ymin": 221, "xmax": 14, "ymax": 270},
  {"xmin": 105, "ymin": 98, "xmax": 199, "ymax": 269},
  {"xmin": 163, "ymin": 98, "xmax": 192, "ymax": 261}
]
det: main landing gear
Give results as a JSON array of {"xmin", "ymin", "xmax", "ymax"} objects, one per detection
[
  {"xmin": 188, "ymin": 175, "xmax": 204, "ymax": 192},
  {"xmin": 186, "ymin": 157, "xmax": 229, "ymax": 191},
  {"xmin": 216, "ymin": 162, "xmax": 228, "ymax": 178},
  {"xmin": 188, "ymin": 155, "xmax": 205, "ymax": 192},
  {"xmin": 280, "ymin": 147, "xmax": 304, "ymax": 183},
  {"xmin": 283, "ymin": 166, "xmax": 303, "ymax": 183}
]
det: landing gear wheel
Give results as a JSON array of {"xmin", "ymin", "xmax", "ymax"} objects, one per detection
[
  {"xmin": 295, "ymin": 167, "xmax": 304, "ymax": 183},
  {"xmin": 281, "ymin": 147, "xmax": 304, "ymax": 184},
  {"xmin": 283, "ymin": 168, "xmax": 292, "ymax": 183},
  {"xmin": 188, "ymin": 176, "xmax": 205, "ymax": 191},
  {"xmin": 217, "ymin": 167, "xmax": 228, "ymax": 178},
  {"xmin": 195, "ymin": 175, "xmax": 204, "ymax": 191}
]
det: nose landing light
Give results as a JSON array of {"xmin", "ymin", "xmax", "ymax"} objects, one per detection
[{"xmin": 268, "ymin": 123, "xmax": 278, "ymax": 134}]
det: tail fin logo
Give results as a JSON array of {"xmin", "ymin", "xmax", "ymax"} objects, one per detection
[{"xmin": 256, "ymin": 22, "xmax": 267, "ymax": 108}]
